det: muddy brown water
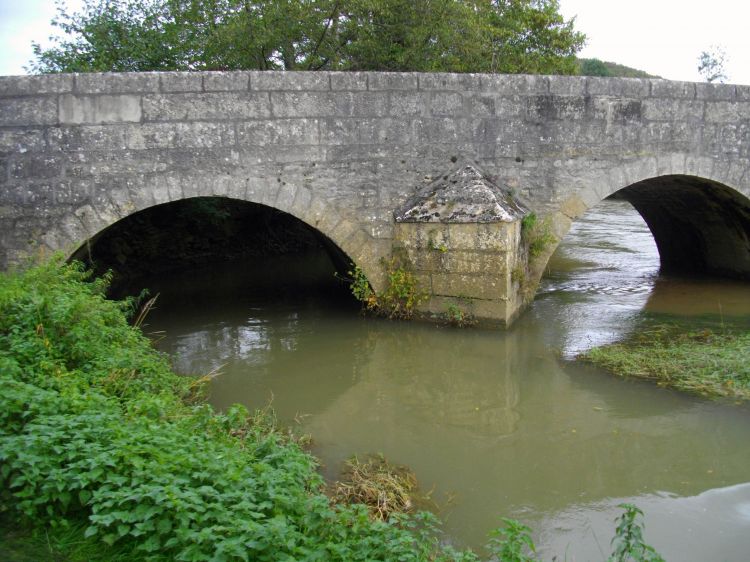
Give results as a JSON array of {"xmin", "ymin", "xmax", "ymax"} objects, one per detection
[{"xmin": 143, "ymin": 200, "xmax": 750, "ymax": 560}]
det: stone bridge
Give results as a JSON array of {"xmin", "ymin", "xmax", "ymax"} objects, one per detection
[{"xmin": 1, "ymin": 71, "xmax": 749, "ymax": 326}]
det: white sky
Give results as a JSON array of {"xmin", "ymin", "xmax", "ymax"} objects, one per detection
[{"xmin": 0, "ymin": 0, "xmax": 748, "ymax": 84}]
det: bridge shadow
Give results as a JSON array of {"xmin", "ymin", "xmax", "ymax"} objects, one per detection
[{"xmin": 69, "ymin": 196, "xmax": 357, "ymax": 304}]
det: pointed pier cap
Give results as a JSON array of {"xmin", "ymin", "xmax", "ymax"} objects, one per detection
[{"xmin": 394, "ymin": 165, "xmax": 528, "ymax": 223}]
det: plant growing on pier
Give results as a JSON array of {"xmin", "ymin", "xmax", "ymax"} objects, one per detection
[
  {"xmin": 521, "ymin": 213, "xmax": 556, "ymax": 258},
  {"xmin": 348, "ymin": 252, "xmax": 427, "ymax": 320}
]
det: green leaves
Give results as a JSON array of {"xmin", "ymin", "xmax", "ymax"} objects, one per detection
[
  {"xmin": 31, "ymin": 0, "xmax": 584, "ymax": 74},
  {"xmin": 0, "ymin": 259, "xmax": 475, "ymax": 561},
  {"xmin": 608, "ymin": 503, "xmax": 665, "ymax": 562}
]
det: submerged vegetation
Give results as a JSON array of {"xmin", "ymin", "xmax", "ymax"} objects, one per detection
[{"xmin": 581, "ymin": 328, "xmax": 750, "ymax": 400}]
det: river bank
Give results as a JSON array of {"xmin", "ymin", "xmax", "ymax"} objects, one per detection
[{"xmin": 0, "ymin": 259, "xmax": 486, "ymax": 562}]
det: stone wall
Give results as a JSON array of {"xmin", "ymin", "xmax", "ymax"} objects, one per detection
[{"xmin": 1, "ymin": 71, "xmax": 749, "ymax": 325}]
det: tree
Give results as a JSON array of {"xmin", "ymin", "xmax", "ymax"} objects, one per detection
[
  {"xmin": 30, "ymin": 0, "xmax": 585, "ymax": 75},
  {"xmin": 697, "ymin": 45, "xmax": 728, "ymax": 83},
  {"xmin": 579, "ymin": 58, "xmax": 610, "ymax": 77}
]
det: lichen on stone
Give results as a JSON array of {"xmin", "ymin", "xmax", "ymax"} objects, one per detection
[{"xmin": 394, "ymin": 164, "xmax": 528, "ymax": 223}]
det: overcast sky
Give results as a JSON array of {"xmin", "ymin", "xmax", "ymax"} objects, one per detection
[{"xmin": 1, "ymin": 0, "xmax": 748, "ymax": 85}]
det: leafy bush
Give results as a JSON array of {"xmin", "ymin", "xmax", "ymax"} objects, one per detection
[{"xmin": 0, "ymin": 258, "xmax": 475, "ymax": 561}]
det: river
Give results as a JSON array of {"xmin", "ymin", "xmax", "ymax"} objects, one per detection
[{"xmin": 143, "ymin": 199, "xmax": 750, "ymax": 560}]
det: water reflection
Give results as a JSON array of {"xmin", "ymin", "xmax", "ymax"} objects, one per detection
[{"xmin": 146, "ymin": 200, "xmax": 750, "ymax": 560}]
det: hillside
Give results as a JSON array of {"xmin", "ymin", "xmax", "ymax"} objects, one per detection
[{"xmin": 577, "ymin": 58, "xmax": 659, "ymax": 78}]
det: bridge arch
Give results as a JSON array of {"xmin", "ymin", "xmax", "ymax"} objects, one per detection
[
  {"xmin": 547, "ymin": 155, "xmax": 750, "ymax": 282},
  {"xmin": 50, "ymin": 176, "xmax": 385, "ymax": 293}
]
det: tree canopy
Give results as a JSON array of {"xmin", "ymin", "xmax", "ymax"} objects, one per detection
[{"xmin": 31, "ymin": 0, "xmax": 585, "ymax": 75}]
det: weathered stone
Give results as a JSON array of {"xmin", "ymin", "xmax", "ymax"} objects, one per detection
[
  {"xmin": 252, "ymin": 71, "xmax": 329, "ymax": 91},
  {"xmin": 143, "ymin": 92, "xmax": 270, "ymax": 121},
  {"xmin": 160, "ymin": 72, "xmax": 203, "ymax": 93},
  {"xmin": 75, "ymin": 72, "xmax": 160, "ymax": 94},
  {"xmin": 395, "ymin": 164, "xmax": 527, "ymax": 223},
  {"xmin": 0, "ymin": 74, "xmax": 73, "ymax": 96},
  {"xmin": 204, "ymin": 72, "xmax": 250, "ymax": 91},
  {"xmin": 330, "ymin": 72, "xmax": 368, "ymax": 91},
  {"xmin": 0, "ymin": 97, "xmax": 57, "ymax": 126},
  {"xmin": 60, "ymin": 95, "xmax": 141, "ymax": 124}
]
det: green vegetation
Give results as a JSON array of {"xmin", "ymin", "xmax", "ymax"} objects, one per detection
[
  {"xmin": 31, "ymin": 0, "xmax": 584, "ymax": 75},
  {"xmin": 349, "ymin": 253, "xmax": 427, "ymax": 320},
  {"xmin": 521, "ymin": 213, "xmax": 556, "ymax": 258},
  {"xmin": 609, "ymin": 504, "xmax": 664, "ymax": 562},
  {"xmin": 444, "ymin": 301, "xmax": 477, "ymax": 328},
  {"xmin": 580, "ymin": 329, "xmax": 750, "ymax": 400},
  {"xmin": 0, "ymin": 258, "xmax": 476, "ymax": 561},
  {"xmin": 577, "ymin": 58, "xmax": 657, "ymax": 78}
]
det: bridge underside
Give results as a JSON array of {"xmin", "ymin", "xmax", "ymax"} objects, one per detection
[{"xmin": 618, "ymin": 176, "xmax": 750, "ymax": 280}]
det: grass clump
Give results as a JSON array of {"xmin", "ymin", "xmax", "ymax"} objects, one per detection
[
  {"xmin": 580, "ymin": 328, "xmax": 750, "ymax": 399},
  {"xmin": 331, "ymin": 454, "xmax": 419, "ymax": 521},
  {"xmin": 521, "ymin": 213, "xmax": 556, "ymax": 258}
]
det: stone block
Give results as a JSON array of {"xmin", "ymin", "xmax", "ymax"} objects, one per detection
[
  {"xmin": 143, "ymin": 92, "xmax": 271, "ymax": 121},
  {"xmin": 252, "ymin": 71, "xmax": 330, "ymax": 91},
  {"xmin": 466, "ymin": 95, "xmax": 495, "ymax": 117},
  {"xmin": 704, "ymin": 101, "xmax": 750, "ymax": 123},
  {"xmin": 415, "ymin": 117, "xmax": 484, "ymax": 143},
  {"xmin": 0, "ymin": 129, "xmax": 46, "ymax": 153},
  {"xmin": 237, "ymin": 119, "xmax": 319, "ymax": 145},
  {"xmin": 348, "ymin": 92, "xmax": 390, "ymax": 117},
  {"xmin": 389, "ymin": 91, "xmax": 428, "ymax": 116},
  {"xmin": 368, "ymin": 73, "xmax": 419, "ymax": 90},
  {"xmin": 75, "ymin": 72, "xmax": 160, "ymax": 94},
  {"xmin": 549, "ymin": 75, "xmax": 586, "ymax": 96},
  {"xmin": 130, "ymin": 122, "xmax": 236, "ymax": 149},
  {"xmin": 431, "ymin": 272, "xmax": 506, "ymax": 300},
  {"xmin": 160, "ymin": 72, "xmax": 203, "ymax": 93},
  {"xmin": 480, "ymin": 74, "xmax": 549, "ymax": 95},
  {"xmin": 10, "ymin": 155, "xmax": 63, "ymax": 180},
  {"xmin": 586, "ymin": 77, "xmax": 649, "ymax": 97},
  {"xmin": 0, "ymin": 96, "xmax": 57, "ymax": 126},
  {"xmin": 330, "ymin": 72, "xmax": 368, "ymax": 91},
  {"xmin": 203, "ymin": 72, "xmax": 251, "ymax": 91},
  {"xmin": 270, "ymin": 92, "xmax": 337, "ymax": 117},
  {"xmin": 736, "ymin": 85, "xmax": 750, "ymax": 101},
  {"xmin": 447, "ymin": 250, "xmax": 507, "ymax": 275},
  {"xmin": 0, "ymin": 74, "xmax": 73, "ymax": 96},
  {"xmin": 48, "ymin": 125, "xmax": 130, "ymax": 152},
  {"xmin": 525, "ymin": 95, "xmax": 586, "ymax": 122},
  {"xmin": 696, "ymin": 83, "xmax": 736, "ymax": 101},
  {"xmin": 476, "ymin": 223, "xmax": 514, "ymax": 251},
  {"xmin": 419, "ymin": 73, "xmax": 482, "ymax": 91},
  {"xmin": 650, "ymin": 80, "xmax": 695, "ymax": 99},
  {"xmin": 431, "ymin": 92, "xmax": 464, "ymax": 116},
  {"xmin": 642, "ymin": 98, "xmax": 704, "ymax": 122},
  {"xmin": 60, "ymin": 94, "xmax": 141, "ymax": 124}
]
